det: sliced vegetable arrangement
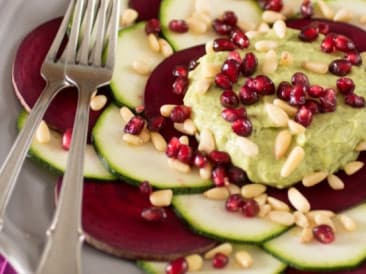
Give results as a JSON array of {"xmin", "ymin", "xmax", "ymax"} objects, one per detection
[{"xmin": 10, "ymin": 0, "xmax": 366, "ymax": 273}]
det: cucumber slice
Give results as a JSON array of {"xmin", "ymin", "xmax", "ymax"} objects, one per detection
[
  {"xmin": 160, "ymin": 0, "xmax": 262, "ymax": 50},
  {"xmin": 17, "ymin": 111, "xmax": 116, "ymax": 181},
  {"xmin": 92, "ymin": 104, "xmax": 212, "ymax": 191},
  {"xmin": 264, "ymin": 203, "xmax": 366, "ymax": 271},
  {"xmin": 138, "ymin": 244, "xmax": 286, "ymax": 274},
  {"xmin": 173, "ymin": 194, "xmax": 288, "ymax": 243},
  {"xmin": 110, "ymin": 22, "xmax": 166, "ymax": 108}
]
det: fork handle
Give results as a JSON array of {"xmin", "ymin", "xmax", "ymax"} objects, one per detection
[
  {"xmin": 0, "ymin": 80, "xmax": 68, "ymax": 227},
  {"xmin": 35, "ymin": 85, "xmax": 94, "ymax": 274}
]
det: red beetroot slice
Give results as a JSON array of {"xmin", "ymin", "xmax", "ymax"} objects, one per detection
[
  {"xmin": 12, "ymin": 18, "xmax": 107, "ymax": 135},
  {"xmin": 128, "ymin": 0, "xmax": 161, "ymax": 21},
  {"xmin": 55, "ymin": 178, "xmax": 216, "ymax": 260}
]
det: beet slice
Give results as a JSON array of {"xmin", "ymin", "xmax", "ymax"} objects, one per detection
[
  {"xmin": 12, "ymin": 18, "xmax": 107, "ymax": 134},
  {"xmin": 55, "ymin": 179, "xmax": 216, "ymax": 260},
  {"xmin": 128, "ymin": 0, "xmax": 162, "ymax": 21}
]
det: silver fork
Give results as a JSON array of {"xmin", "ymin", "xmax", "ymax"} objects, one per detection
[{"xmin": 35, "ymin": 0, "xmax": 119, "ymax": 273}]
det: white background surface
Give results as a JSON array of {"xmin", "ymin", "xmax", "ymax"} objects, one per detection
[{"xmin": 0, "ymin": 0, "xmax": 143, "ymax": 273}]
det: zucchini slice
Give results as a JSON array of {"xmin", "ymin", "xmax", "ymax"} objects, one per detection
[
  {"xmin": 173, "ymin": 194, "xmax": 288, "ymax": 243},
  {"xmin": 17, "ymin": 111, "xmax": 115, "ymax": 180},
  {"xmin": 92, "ymin": 104, "xmax": 212, "ymax": 191},
  {"xmin": 160, "ymin": 0, "xmax": 262, "ymax": 50},
  {"xmin": 264, "ymin": 203, "xmax": 366, "ymax": 271},
  {"xmin": 138, "ymin": 244, "xmax": 286, "ymax": 274}
]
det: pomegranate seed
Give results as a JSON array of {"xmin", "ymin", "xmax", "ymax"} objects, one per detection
[
  {"xmin": 277, "ymin": 81, "xmax": 292, "ymax": 101},
  {"xmin": 213, "ymin": 38, "xmax": 236, "ymax": 51},
  {"xmin": 177, "ymin": 144, "xmax": 193, "ymax": 164},
  {"xmin": 241, "ymin": 52, "xmax": 258, "ymax": 77},
  {"xmin": 168, "ymin": 19, "xmax": 189, "ymax": 33},
  {"xmin": 299, "ymin": 24, "xmax": 319, "ymax": 42},
  {"xmin": 336, "ymin": 77, "xmax": 355, "ymax": 95},
  {"xmin": 215, "ymin": 73, "xmax": 232, "ymax": 89},
  {"xmin": 147, "ymin": 116, "xmax": 165, "ymax": 132},
  {"xmin": 172, "ymin": 65, "xmax": 188, "ymax": 78},
  {"xmin": 315, "ymin": 22, "xmax": 330, "ymax": 35},
  {"xmin": 295, "ymin": 106, "xmax": 313, "ymax": 127},
  {"xmin": 291, "ymin": 72, "xmax": 310, "ymax": 87},
  {"xmin": 145, "ymin": 18, "xmax": 161, "ymax": 35},
  {"xmin": 220, "ymin": 90, "xmax": 239, "ymax": 108},
  {"xmin": 308, "ymin": 85, "xmax": 325, "ymax": 98},
  {"xmin": 221, "ymin": 59, "xmax": 240, "ymax": 83},
  {"xmin": 321, "ymin": 34, "xmax": 336, "ymax": 53},
  {"xmin": 227, "ymin": 50, "xmax": 242, "ymax": 63},
  {"xmin": 334, "ymin": 35, "xmax": 356, "ymax": 52},
  {"xmin": 260, "ymin": 0, "xmax": 283, "ymax": 11},
  {"xmin": 212, "ymin": 166, "xmax": 228, "ymax": 187},
  {"xmin": 232, "ymin": 118, "xmax": 253, "ymax": 137},
  {"xmin": 221, "ymin": 107, "xmax": 247, "ymax": 122},
  {"xmin": 141, "ymin": 207, "xmax": 168, "ymax": 222},
  {"xmin": 313, "ymin": 224, "xmax": 335, "ymax": 244},
  {"xmin": 170, "ymin": 106, "xmax": 191, "ymax": 123},
  {"xmin": 253, "ymin": 75, "xmax": 275, "ymax": 95},
  {"xmin": 305, "ymin": 99, "xmax": 320, "ymax": 114},
  {"xmin": 212, "ymin": 253, "xmax": 229, "ymax": 269},
  {"xmin": 241, "ymin": 199, "xmax": 260, "ymax": 217},
  {"xmin": 345, "ymin": 51, "xmax": 362, "ymax": 66},
  {"xmin": 222, "ymin": 11, "xmax": 238, "ymax": 27},
  {"xmin": 166, "ymin": 257, "xmax": 188, "ymax": 274},
  {"xmin": 230, "ymin": 29, "xmax": 249, "ymax": 49},
  {"xmin": 289, "ymin": 84, "xmax": 307, "ymax": 106},
  {"xmin": 139, "ymin": 181, "xmax": 152, "ymax": 195},
  {"xmin": 345, "ymin": 94, "xmax": 366, "ymax": 108},
  {"xmin": 209, "ymin": 150, "xmax": 231, "ymax": 165},
  {"xmin": 319, "ymin": 88, "xmax": 337, "ymax": 112},
  {"xmin": 124, "ymin": 116, "xmax": 145, "ymax": 135},
  {"xmin": 329, "ymin": 59, "xmax": 352, "ymax": 76},
  {"xmin": 226, "ymin": 194, "xmax": 244, "ymax": 212},
  {"xmin": 228, "ymin": 166, "xmax": 247, "ymax": 185},
  {"xmin": 239, "ymin": 85, "xmax": 259, "ymax": 105},
  {"xmin": 62, "ymin": 128, "xmax": 72, "ymax": 151},
  {"xmin": 212, "ymin": 19, "xmax": 232, "ymax": 36},
  {"xmin": 172, "ymin": 77, "xmax": 189, "ymax": 95},
  {"xmin": 193, "ymin": 152, "xmax": 208, "ymax": 168},
  {"xmin": 300, "ymin": 0, "xmax": 313, "ymax": 18},
  {"xmin": 188, "ymin": 60, "xmax": 199, "ymax": 71},
  {"xmin": 166, "ymin": 137, "xmax": 181, "ymax": 158}
]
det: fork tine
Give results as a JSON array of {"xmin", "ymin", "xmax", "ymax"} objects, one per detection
[
  {"xmin": 104, "ymin": 0, "xmax": 119, "ymax": 69},
  {"xmin": 90, "ymin": 0, "xmax": 108, "ymax": 66}
]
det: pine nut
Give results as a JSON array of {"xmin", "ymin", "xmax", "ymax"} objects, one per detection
[
  {"xmin": 327, "ymin": 174, "xmax": 344, "ymax": 190},
  {"xmin": 288, "ymin": 187, "xmax": 311, "ymax": 213},
  {"xmin": 120, "ymin": 8, "xmax": 138, "ymax": 26},
  {"xmin": 317, "ymin": 0, "xmax": 334, "ymax": 19},
  {"xmin": 294, "ymin": 211, "xmax": 310, "ymax": 228},
  {"xmin": 203, "ymin": 187, "xmax": 230, "ymax": 200},
  {"xmin": 333, "ymin": 8, "xmax": 352, "ymax": 22},
  {"xmin": 344, "ymin": 161, "xmax": 364, "ymax": 175},
  {"xmin": 205, "ymin": 40, "xmax": 214, "ymax": 54},
  {"xmin": 245, "ymin": 30, "xmax": 259, "ymax": 39},
  {"xmin": 237, "ymin": 137, "xmax": 259, "ymax": 157},
  {"xmin": 262, "ymin": 50, "xmax": 278, "ymax": 74},
  {"xmin": 281, "ymin": 5, "xmax": 296, "ymax": 17},
  {"xmin": 199, "ymin": 164, "xmax": 212, "ymax": 179},
  {"xmin": 36, "ymin": 121, "xmax": 51, "ymax": 144},
  {"xmin": 174, "ymin": 119, "xmax": 196, "ymax": 135},
  {"xmin": 198, "ymin": 129, "xmax": 216, "ymax": 153},
  {"xmin": 90, "ymin": 95, "xmax": 107, "ymax": 111},
  {"xmin": 337, "ymin": 214, "xmax": 357, "ymax": 232},
  {"xmin": 302, "ymin": 61, "xmax": 328, "ymax": 74},
  {"xmin": 159, "ymin": 39, "xmax": 174, "ymax": 58},
  {"xmin": 139, "ymin": 126, "xmax": 150, "ymax": 143},
  {"xmin": 255, "ymin": 40, "xmax": 278, "ymax": 52},
  {"xmin": 160, "ymin": 104, "xmax": 176, "ymax": 117},
  {"xmin": 273, "ymin": 99, "xmax": 297, "ymax": 116},
  {"xmin": 300, "ymin": 227, "xmax": 313, "ymax": 243},
  {"xmin": 279, "ymin": 51, "xmax": 294, "ymax": 66},
  {"xmin": 314, "ymin": 213, "xmax": 336, "ymax": 231},
  {"xmin": 185, "ymin": 254, "xmax": 203, "ymax": 272},
  {"xmin": 179, "ymin": 135, "xmax": 189, "ymax": 145},
  {"xmin": 122, "ymin": 133, "xmax": 143, "ymax": 145},
  {"xmin": 148, "ymin": 34, "xmax": 160, "ymax": 52},
  {"xmin": 151, "ymin": 132, "xmax": 167, "ymax": 152},
  {"xmin": 302, "ymin": 171, "xmax": 328, "ymax": 187},
  {"xmin": 204, "ymin": 243, "xmax": 233, "ymax": 259},
  {"xmin": 235, "ymin": 250, "xmax": 253, "ymax": 269},
  {"xmin": 202, "ymin": 63, "xmax": 221, "ymax": 78},
  {"xmin": 241, "ymin": 184, "xmax": 266, "ymax": 199},
  {"xmin": 360, "ymin": 14, "xmax": 366, "ymax": 25},
  {"xmin": 288, "ymin": 119, "xmax": 306, "ymax": 135},
  {"xmin": 262, "ymin": 10, "xmax": 285, "ymax": 23},
  {"xmin": 275, "ymin": 130, "xmax": 292, "ymax": 160},
  {"xmin": 355, "ymin": 141, "xmax": 366, "ymax": 151},
  {"xmin": 132, "ymin": 59, "xmax": 151, "ymax": 75},
  {"xmin": 187, "ymin": 17, "xmax": 208, "ymax": 34},
  {"xmin": 268, "ymin": 211, "xmax": 295, "ymax": 226},
  {"xmin": 227, "ymin": 184, "xmax": 241, "ymax": 195},
  {"xmin": 149, "ymin": 189, "xmax": 173, "ymax": 207},
  {"xmin": 167, "ymin": 158, "xmax": 191, "ymax": 173},
  {"xmin": 273, "ymin": 20, "xmax": 287, "ymax": 39},
  {"xmin": 267, "ymin": 196, "xmax": 290, "ymax": 212},
  {"xmin": 257, "ymin": 22, "xmax": 270, "ymax": 33},
  {"xmin": 192, "ymin": 11, "xmax": 211, "ymax": 25},
  {"xmin": 281, "ymin": 146, "xmax": 305, "ymax": 177},
  {"xmin": 308, "ymin": 210, "xmax": 335, "ymax": 220},
  {"xmin": 238, "ymin": 20, "xmax": 256, "ymax": 31},
  {"xmin": 120, "ymin": 106, "xmax": 135, "ymax": 122},
  {"xmin": 259, "ymin": 204, "xmax": 271, "ymax": 217},
  {"xmin": 254, "ymin": 193, "xmax": 268, "ymax": 206}
]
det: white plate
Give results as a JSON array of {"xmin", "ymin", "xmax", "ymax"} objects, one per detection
[{"xmin": 0, "ymin": 0, "xmax": 142, "ymax": 273}]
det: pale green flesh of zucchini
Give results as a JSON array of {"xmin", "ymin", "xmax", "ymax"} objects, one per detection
[
  {"xmin": 264, "ymin": 203, "xmax": 366, "ymax": 271},
  {"xmin": 17, "ymin": 111, "xmax": 115, "ymax": 180},
  {"xmin": 110, "ymin": 22, "xmax": 166, "ymax": 108},
  {"xmin": 139, "ymin": 244, "xmax": 286, "ymax": 274},
  {"xmin": 92, "ymin": 104, "xmax": 212, "ymax": 190},
  {"xmin": 173, "ymin": 194, "xmax": 287, "ymax": 243},
  {"xmin": 160, "ymin": 0, "xmax": 263, "ymax": 50}
]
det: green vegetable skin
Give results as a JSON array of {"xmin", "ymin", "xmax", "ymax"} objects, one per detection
[{"xmin": 184, "ymin": 28, "xmax": 366, "ymax": 188}]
